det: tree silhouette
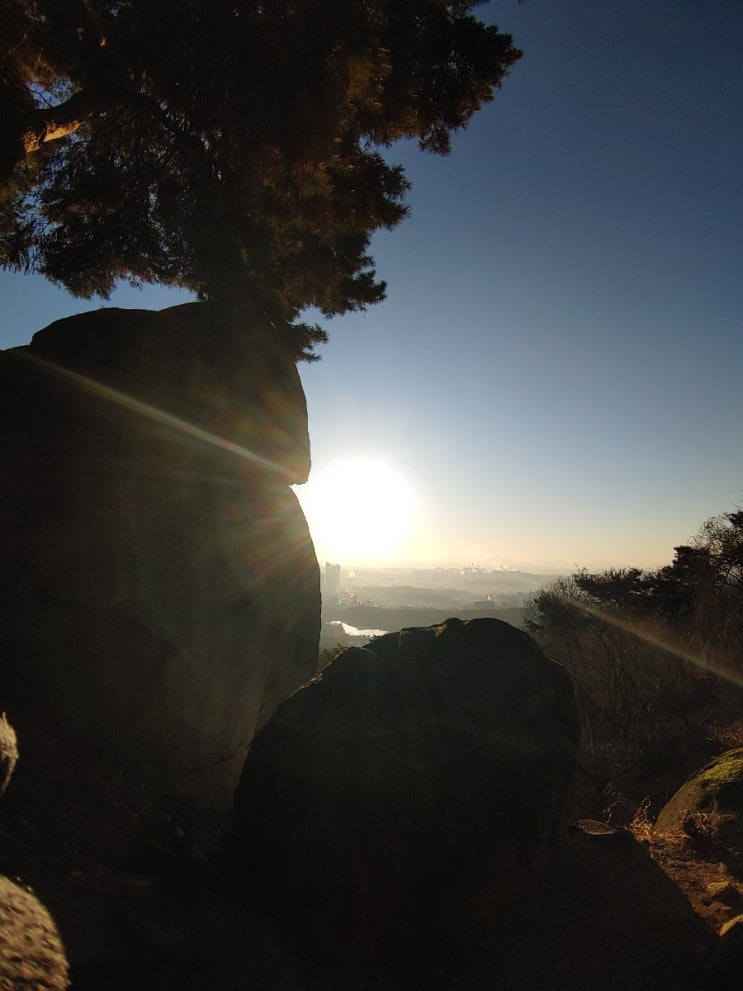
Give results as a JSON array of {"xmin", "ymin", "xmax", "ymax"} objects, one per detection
[{"xmin": 0, "ymin": 0, "xmax": 521, "ymax": 357}]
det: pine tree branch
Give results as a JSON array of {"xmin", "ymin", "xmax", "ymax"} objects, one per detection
[{"xmin": 19, "ymin": 87, "xmax": 100, "ymax": 155}]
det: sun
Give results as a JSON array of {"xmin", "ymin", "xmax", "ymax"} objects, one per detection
[{"xmin": 294, "ymin": 457, "xmax": 416, "ymax": 563}]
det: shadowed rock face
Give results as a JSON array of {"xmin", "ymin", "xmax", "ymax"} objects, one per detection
[
  {"xmin": 0, "ymin": 302, "xmax": 320, "ymax": 816},
  {"xmin": 234, "ymin": 618, "xmax": 579, "ymax": 941}
]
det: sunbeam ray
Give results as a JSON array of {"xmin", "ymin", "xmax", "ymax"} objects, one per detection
[{"xmin": 575, "ymin": 601, "xmax": 743, "ymax": 689}]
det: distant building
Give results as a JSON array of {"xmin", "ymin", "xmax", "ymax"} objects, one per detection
[{"xmin": 323, "ymin": 562, "xmax": 341, "ymax": 602}]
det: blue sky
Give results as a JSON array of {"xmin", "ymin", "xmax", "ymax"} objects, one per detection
[{"xmin": 1, "ymin": 0, "xmax": 742, "ymax": 571}]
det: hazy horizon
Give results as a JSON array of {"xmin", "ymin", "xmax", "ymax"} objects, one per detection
[{"xmin": 308, "ymin": 550, "xmax": 670, "ymax": 578}]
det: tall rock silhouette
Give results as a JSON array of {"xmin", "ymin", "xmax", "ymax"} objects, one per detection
[{"xmin": 0, "ymin": 302, "xmax": 320, "ymax": 823}]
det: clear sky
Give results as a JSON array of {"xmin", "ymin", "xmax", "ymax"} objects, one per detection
[{"xmin": 1, "ymin": 0, "xmax": 742, "ymax": 572}]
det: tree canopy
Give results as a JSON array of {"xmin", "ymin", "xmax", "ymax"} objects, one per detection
[
  {"xmin": 0, "ymin": 0, "xmax": 521, "ymax": 356},
  {"xmin": 526, "ymin": 510, "xmax": 743, "ymax": 683}
]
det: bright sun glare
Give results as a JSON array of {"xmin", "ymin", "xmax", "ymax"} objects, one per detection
[{"xmin": 294, "ymin": 457, "xmax": 416, "ymax": 564}]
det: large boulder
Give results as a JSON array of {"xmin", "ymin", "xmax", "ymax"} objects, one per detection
[
  {"xmin": 234, "ymin": 617, "xmax": 579, "ymax": 940},
  {"xmin": 0, "ymin": 302, "xmax": 320, "ymax": 819}
]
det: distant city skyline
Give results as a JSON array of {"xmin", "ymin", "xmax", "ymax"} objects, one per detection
[{"xmin": 2, "ymin": 1, "xmax": 742, "ymax": 573}]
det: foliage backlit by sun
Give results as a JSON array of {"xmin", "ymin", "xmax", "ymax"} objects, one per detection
[{"xmin": 294, "ymin": 457, "xmax": 416, "ymax": 564}]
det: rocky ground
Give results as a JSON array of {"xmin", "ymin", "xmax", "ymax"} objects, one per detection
[
  {"xmin": 1, "ymin": 710, "xmax": 741, "ymax": 990},
  {"xmin": 1, "ymin": 777, "xmax": 741, "ymax": 991}
]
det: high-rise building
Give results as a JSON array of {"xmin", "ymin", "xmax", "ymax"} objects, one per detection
[{"xmin": 323, "ymin": 562, "xmax": 341, "ymax": 602}]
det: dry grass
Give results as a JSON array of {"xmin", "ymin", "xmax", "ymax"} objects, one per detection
[
  {"xmin": 628, "ymin": 796, "xmax": 655, "ymax": 843},
  {"xmin": 624, "ymin": 791, "xmax": 743, "ymax": 943}
]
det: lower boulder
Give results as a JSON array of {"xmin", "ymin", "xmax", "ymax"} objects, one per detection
[
  {"xmin": 0, "ymin": 876, "xmax": 69, "ymax": 991},
  {"xmin": 233, "ymin": 618, "xmax": 580, "ymax": 942},
  {"xmin": 655, "ymin": 747, "xmax": 743, "ymax": 858}
]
